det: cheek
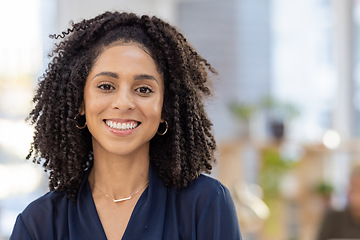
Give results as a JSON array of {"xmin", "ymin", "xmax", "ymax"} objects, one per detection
[
  {"xmin": 153, "ymin": 99, "xmax": 163, "ymax": 115},
  {"xmin": 152, "ymin": 96, "xmax": 164, "ymax": 118},
  {"xmin": 139, "ymin": 95, "xmax": 163, "ymax": 118},
  {"xmin": 84, "ymin": 98, "xmax": 97, "ymax": 115},
  {"xmin": 83, "ymin": 90, "xmax": 107, "ymax": 114}
]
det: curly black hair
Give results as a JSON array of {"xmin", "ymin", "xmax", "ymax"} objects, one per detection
[{"xmin": 27, "ymin": 11, "xmax": 217, "ymax": 201}]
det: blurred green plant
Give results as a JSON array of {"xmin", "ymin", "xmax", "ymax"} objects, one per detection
[
  {"xmin": 259, "ymin": 145, "xmax": 298, "ymax": 237},
  {"xmin": 315, "ymin": 180, "xmax": 334, "ymax": 196},
  {"xmin": 229, "ymin": 96, "xmax": 300, "ymax": 121},
  {"xmin": 260, "ymin": 96, "xmax": 300, "ymax": 121},
  {"xmin": 229, "ymin": 102, "xmax": 256, "ymax": 121},
  {"xmin": 260, "ymin": 147, "xmax": 296, "ymax": 199}
]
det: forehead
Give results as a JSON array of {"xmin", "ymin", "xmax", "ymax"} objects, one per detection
[
  {"xmin": 88, "ymin": 44, "xmax": 164, "ymax": 88},
  {"xmin": 93, "ymin": 44, "xmax": 155, "ymax": 69},
  {"xmin": 92, "ymin": 42, "xmax": 163, "ymax": 76},
  {"xmin": 106, "ymin": 40, "xmax": 152, "ymax": 56}
]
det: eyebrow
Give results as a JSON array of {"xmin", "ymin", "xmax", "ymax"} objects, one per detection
[
  {"xmin": 134, "ymin": 74, "xmax": 158, "ymax": 83},
  {"xmin": 92, "ymin": 72, "xmax": 158, "ymax": 83},
  {"xmin": 92, "ymin": 71, "xmax": 118, "ymax": 80}
]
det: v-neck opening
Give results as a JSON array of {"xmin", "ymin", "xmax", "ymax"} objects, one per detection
[{"xmin": 85, "ymin": 177, "xmax": 149, "ymax": 240}]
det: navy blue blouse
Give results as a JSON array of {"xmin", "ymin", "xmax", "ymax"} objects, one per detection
[{"xmin": 10, "ymin": 165, "xmax": 242, "ymax": 239}]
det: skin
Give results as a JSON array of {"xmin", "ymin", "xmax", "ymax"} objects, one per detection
[
  {"xmin": 81, "ymin": 43, "xmax": 164, "ymax": 239},
  {"xmin": 348, "ymin": 174, "xmax": 360, "ymax": 222}
]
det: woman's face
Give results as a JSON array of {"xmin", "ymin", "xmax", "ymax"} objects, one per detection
[{"xmin": 82, "ymin": 43, "xmax": 164, "ymax": 158}]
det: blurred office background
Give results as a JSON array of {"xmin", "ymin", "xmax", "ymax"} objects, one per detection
[{"xmin": 0, "ymin": 0, "xmax": 359, "ymax": 239}]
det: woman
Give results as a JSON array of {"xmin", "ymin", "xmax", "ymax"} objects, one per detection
[
  {"xmin": 10, "ymin": 11, "xmax": 241, "ymax": 239},
  {"xmin": 317, "ymin": 164, "xmax": 360, "ymax": 239}
]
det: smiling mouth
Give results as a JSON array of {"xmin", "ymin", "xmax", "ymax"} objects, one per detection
[{"xmin": 105, "ymin": 120, "xmax": 141, "ymax": 130}]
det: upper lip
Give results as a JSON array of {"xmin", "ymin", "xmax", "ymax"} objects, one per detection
[{"xmin": 104, "ymin": 118, "xmax": 140, "ymax": 123}]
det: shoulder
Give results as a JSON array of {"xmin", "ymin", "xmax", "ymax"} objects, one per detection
[
  {"xmin": 21, "ymin": 190, "xmax": 69, "ymax": 222},
  {"xmin": 176, "ymin": 174, "xmax": 233, "ymax": 208},
  {"xmin": 174, "ymin": 174, "xmax": 242, "ymax": 239},
  {"xmin": 11, "ymin": 191, "xmax": 71, "ymax": 239},
  {"xmin": 184, "ymin": 174, "xmax": 230, "ymax": 195}
]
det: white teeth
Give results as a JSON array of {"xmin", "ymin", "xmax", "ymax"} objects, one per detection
[{"xmin": 106, "ymin": 120, "xmax": 139, "ymax": 130}]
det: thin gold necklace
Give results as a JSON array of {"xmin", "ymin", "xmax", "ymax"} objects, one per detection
[{"xmin": 89, "ymin": 178, "xmax": 149, "ymax": 203}]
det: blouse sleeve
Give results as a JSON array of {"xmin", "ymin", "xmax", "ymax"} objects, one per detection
[
  {"xmin": 196, "ymin": 184, "xmax": 242, "ymax": 240},
  {"xmin": 9, "ymin": 214, "xmax": 32, "ymax": 240}
]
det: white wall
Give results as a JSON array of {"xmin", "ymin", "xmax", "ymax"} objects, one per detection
[{"xmin": 55, "ymin": 0, "xmax": 178, "ymax": 32}]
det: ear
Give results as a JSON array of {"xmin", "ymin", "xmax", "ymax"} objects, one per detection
[{"xmin": 79, "ymin": 102, "xmax": 85, "ymax": 115}]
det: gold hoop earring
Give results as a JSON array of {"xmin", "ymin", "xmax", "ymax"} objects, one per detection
[
  {"xmin": 75, "ymin": 116, "xmax": 87, "ymax": 129},
  {"xmin": 157, "ymin": 120, "xmax": 168, "ymax": 135}
]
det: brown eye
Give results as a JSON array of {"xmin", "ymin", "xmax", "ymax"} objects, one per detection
[
  {"xmin": 98, "ymin": 83, "xmax": 114, "ymax": 91},
  {"xmin": 136, "ymin": 86, "xmax": 153, "ymax": 94}
]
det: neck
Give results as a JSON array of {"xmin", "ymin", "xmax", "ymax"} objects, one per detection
[{"xmin": 89, "ymin": 150, "xmax": 150, "ymax": 200}]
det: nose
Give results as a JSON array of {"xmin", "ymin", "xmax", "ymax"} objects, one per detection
[{"xmin": 112, "ymin": 87, "xmax": 135, "ymax": 110}]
